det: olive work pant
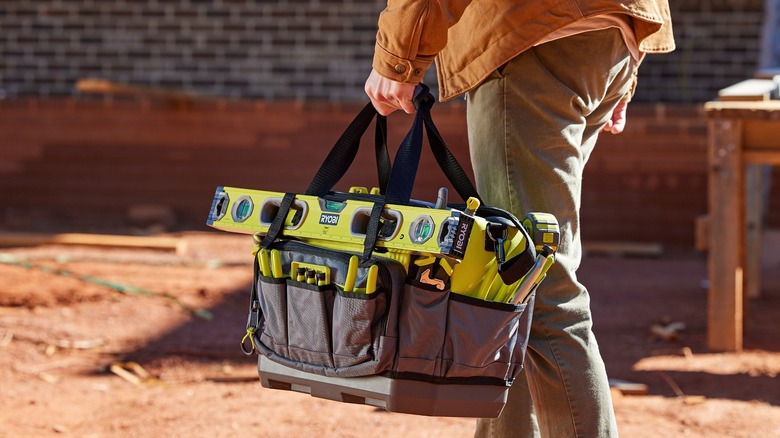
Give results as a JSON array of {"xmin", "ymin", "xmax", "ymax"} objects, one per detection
[{"xmin": 470, "ymin": 27, "xmax": 634, "ymax": 438}]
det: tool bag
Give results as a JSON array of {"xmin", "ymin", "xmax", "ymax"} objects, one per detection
[{"xmin": 208, "ymin": 85, "xmax": 558, "ymax": 417}]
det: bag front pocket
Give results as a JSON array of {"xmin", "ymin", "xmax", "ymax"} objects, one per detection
[
  {"xmin": 286, "ymin": 282, "xmax": 335, "ymax": 367},
  {"xmin": 331, "ymin": 289, "xmax": 386, "ymax": 368},
  {"xmin": 395, "ymin": 283, "xmax": 449, "ymax": 376},
  {"xmin": 440, "ymin": 293, "xmax": 531, "ymax": 380}
]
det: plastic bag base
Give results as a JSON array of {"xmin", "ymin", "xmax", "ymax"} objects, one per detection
[{"xmin": 259, "ymin": 356, "xmax": 509, "ymax": 418}]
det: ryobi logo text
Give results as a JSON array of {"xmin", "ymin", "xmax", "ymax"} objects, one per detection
[
  {"xmin": 319, "ymin": 213, "xmax": 340, "ymax": 226},
  {"xmin": 451, "ymin": 215, "xmax": 474, "ymax": 258}
]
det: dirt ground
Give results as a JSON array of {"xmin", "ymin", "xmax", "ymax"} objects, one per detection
[{"xmin": 0, "ymin": 232, "xmax": 779, "ymax": 438}]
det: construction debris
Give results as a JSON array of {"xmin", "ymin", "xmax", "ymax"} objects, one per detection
[
  {"xmin": 650, "ymin": 320, "xmax": 687, "ymax": 342},
  {"xmin": 109, "ymin": 361, "xmax": 159, "ymax": 386},
  {"xmin": 608, "ymin": 378, "xmax": 649, "ymax": 396}
]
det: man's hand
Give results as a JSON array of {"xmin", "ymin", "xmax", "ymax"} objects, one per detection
[
  {"xmin": 364, "ymin": 69, "xmax": 417, "ymax": 116},
  {"xmin": 603, "ymin": 100, "xmax": 628, "ymax": 135}
]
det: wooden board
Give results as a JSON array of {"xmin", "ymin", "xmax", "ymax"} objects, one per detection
[
  {"xmin": 0, "ymin": 232, "xmax": 184, "ymax": 253},
  {"xmin": 717, "ymin": 79, "xmax": 777, "ymax": 101},
  {"xmin": 706, "ymin": 119, "xmax": 744, "ymax": 352}
]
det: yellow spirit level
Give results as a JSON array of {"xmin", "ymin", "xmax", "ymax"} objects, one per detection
[
  {"xmin": 209, "ymin": 186, "xmax": 473, "ymax": 259},
  {"xmin": 207, "ymin": 186, "xmax": 559, "ymax": 300}
]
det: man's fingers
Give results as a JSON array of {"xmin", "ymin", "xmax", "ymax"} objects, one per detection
[
  {"xmin": 372, "ymin": 99, "xmax": 396, "ymax": 116},
  {"xmin": 603, "ymin": 101, "xmax": 628, "ymax": 135},
  {"xmin": 368, "ymin": 93, "xmax": 414, "ymax": 116},
  {"xmin": 399, "ymin": 97, "xmax": 416, "ymax": 115},
  {"xmin": 609, "ymin": 117, "xmax": 626, "ymax": 134},
  {"xmin": 364, "ymin": 69, "xmax": 417, "ymax": 115}
]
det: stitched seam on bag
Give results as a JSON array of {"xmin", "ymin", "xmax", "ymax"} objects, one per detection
[
  {"xmin": 332, "ymin": 352, "xmax": 374, "ymax": 360},
  {"xmin": 438, "ymin": 359, "xmax": 510, "ymax": 370}
]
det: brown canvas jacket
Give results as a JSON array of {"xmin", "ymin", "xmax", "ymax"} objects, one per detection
[{"xmin": 373, "ymin": 0, "xmax": 675, "ymax": 101}]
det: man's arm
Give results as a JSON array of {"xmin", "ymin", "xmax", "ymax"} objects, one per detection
[{"xmin": 367, "ymin": 0, "xmax": 472, "ymax": 115}]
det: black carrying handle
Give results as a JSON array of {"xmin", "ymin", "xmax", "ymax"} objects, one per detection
[
  {"xmin": 261, "ymin": 98, "xmax": 391, "ymax": 252},
  {"xmin": 261, "ymin": 85, "xmax": 537, "ymax": 274},
  {"xmin": 306, "ymin": 84, "xmax": 480, "ymax": 205},
  {"xmin": 305, "ymin": 103, "xmax": 391, "ymax": 197}
]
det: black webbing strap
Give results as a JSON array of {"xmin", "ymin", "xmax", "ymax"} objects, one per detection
[
  {"xmin": 259, "ymin": 192, "xmax": 296, "ymax": 248},
  {"xmin": 375, "ymin": 116, "xmax": 391, "ymax": 194},
  {"xmin": 384, "ymin": 102, "xmax": 426, "ymax": 205},
  {"xmin": 480, "ymin": 206, "xmax": 538, "ymax": 284},
  {"xmin": 241, "ymin": 252, "xmax": 261, "ymax": 355},
  {"xmin": 497, "ymin": 248, "xmax": 537, "ymax": 284},
  {"xmin": 305, "ymin": 103, "xmax": 391, "ymax": 197},
  {"xmin": 306, "ymin": 84, "xmax": 479, "ymax": 205},
  {"xmin": 384, "ymin": 84, "xmax": 481, "ymax": 205},
  {"xmin": 361, "ymin": 201, "xmax": 386, "ymax": 262},
  {"xmin": 421, "ymin": 109, "xmax": 481, "ymax": 202},
  {"xmin": 247, "ymin": 251, "xmax": 260, "ymax": 326},
  {"xmin": 306, "ymin": 103, "xmax": 375, "ymax": 197}
]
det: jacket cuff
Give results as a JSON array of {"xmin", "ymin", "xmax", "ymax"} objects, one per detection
[{"xmin": 372, "ymin": 43, "xmax": 433, "ymax": 84}]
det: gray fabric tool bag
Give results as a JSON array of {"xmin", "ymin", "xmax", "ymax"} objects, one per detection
[{"xmin": 247, "ymin": 240, "xmax": 535, "ymax": 385}]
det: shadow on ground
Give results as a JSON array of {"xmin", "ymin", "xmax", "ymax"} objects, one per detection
[
  {"xmin": 123, "ymin": 284, "xmax": 254, "ymax": 365},
  {"xmin": 120, "ymin": 251, "xmax": 780, "ymax": 407}
]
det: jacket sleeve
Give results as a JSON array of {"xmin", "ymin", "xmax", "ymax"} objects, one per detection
[
  {"xmin": 373, "ymin": 0, "xmax": 472, "ymax": 83},
  {"xmin": 628, "ymin": 3, "xmax": 675, "ymax": 102}
]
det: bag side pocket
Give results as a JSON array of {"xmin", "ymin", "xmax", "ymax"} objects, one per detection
[
  {"xmin": 257, "ymin": 277, "xmax": 289, "ymax": 358},
  {"xmin": 396, "ymin": 283, "xmax": 449, "ymax": 375},
  {"xmin": 286, "ymin": 282, "xmax": 335, "ymax": 367},
  {"xmin": 331, "ymin": 289, "xmax": 386, "ymax": 368},
  {"xmin": 441, "ymin": 293, "xmax": 530, "ymax": 380},
  {"xmin": 508, "ymin": 293, "xmax": 535, "ymax": 380}
]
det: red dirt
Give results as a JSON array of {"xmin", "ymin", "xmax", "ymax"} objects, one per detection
[{"xmin": 0, "ymin": 232, "xmax": 778, "ymax": 437}]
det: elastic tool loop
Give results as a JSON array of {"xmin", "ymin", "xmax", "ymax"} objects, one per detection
[{"xmin": 241, "ymin": 326, "xmax": 256, "ymax": 355}]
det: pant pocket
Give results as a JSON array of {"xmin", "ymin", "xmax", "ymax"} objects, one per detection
[
  {"xmin": 286, "ymin": 282, "xmax": 335, "ymax": 367},
  {"xmin": 396, "ymin": 284, "xmax": 449, "ymax": 375},
  {"xmin": 331, "ymin": 289, "xmax": 386, "ymax": 368},
  {"xmin": 441, "ymin": 293, "xmax": 531, "ymax": 380},
  {"xmin": 257, "ymin": 277, "xmax": 289, "ymax": 358}
]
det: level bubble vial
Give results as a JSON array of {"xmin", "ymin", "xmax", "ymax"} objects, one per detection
[
  {"xmin": 231, "ymin": 196, "xmax": 254, "ymax": 223},
  {"xmin": 410, "ymin": 215, "xmax": 435, "ymax": 244}
]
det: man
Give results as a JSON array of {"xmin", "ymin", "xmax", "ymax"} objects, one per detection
[{"xmin": 364, "ymin": 2, "xmax": 674, "ymax": 437}]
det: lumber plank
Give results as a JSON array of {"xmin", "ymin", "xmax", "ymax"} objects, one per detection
[
  {"xmin": 582, "ymin": 241, "xmax": 663, "ymax": 257},
  {"xmin": 0, "ymin": 232, "xmax": 184, "ymax": 252}
]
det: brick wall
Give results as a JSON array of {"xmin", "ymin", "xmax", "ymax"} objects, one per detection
[
  {"xmin": 634, "ymin": 0, "xmax": 765, "ymax": 102},
  {"xmin": 2, "ymin": 99, "xmax": 780, "ymax": 247},
  {"xmin": 0, "ymin": 0, "xmax": 387, "ymax": 100},
  {"xmin": 3, "ymin": 1, "xmax": 778, "ymax": 248},
  {"xmin": 0, "ymin": 0, "xmax": 768, "ymax": 103}
]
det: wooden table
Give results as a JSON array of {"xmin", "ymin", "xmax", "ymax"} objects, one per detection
[{"xmin": 705, "ymin": 99, "xmax": 780, "ymax": 352}]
